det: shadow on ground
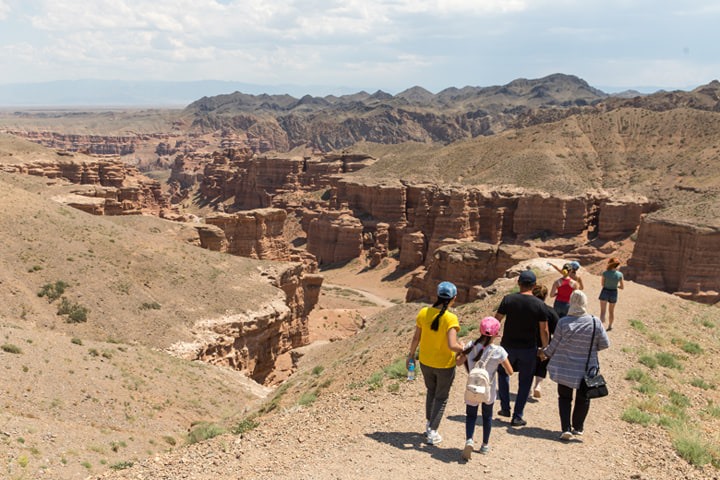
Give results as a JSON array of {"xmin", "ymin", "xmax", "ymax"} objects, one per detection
[{"xmin": 365, "ymin": 431, "xmax": 465, "ymax": 464}]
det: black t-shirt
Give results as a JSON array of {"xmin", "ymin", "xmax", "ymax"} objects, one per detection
[
  {"xmin": 496, "ymin": 293, "xmax": 548, "ymax": 349},
  {"xmin": 537, "ymin": 303, "xmax": 559, "ymax": 347}
]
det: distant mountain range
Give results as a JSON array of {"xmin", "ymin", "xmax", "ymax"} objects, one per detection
[
  {"xmin": 0, "ymin": 77, "xmax": 678, "ymax": 108},
  {"xmin": 0, "ymin": 80, "xmax": 361, "ymax": 107}
]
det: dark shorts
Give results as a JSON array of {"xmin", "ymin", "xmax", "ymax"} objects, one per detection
[
  {"xmin": 553, "ymin": 300, "xmax": 570, "ymax": 318},
  {"xmin": 599, "ymin": 287, "xmax": 618, "ymax": 304}
]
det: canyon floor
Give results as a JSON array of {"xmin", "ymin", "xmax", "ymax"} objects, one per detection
[{"xmin": 86, "ymin": 257, "xmax": 719, "ymax": 480}]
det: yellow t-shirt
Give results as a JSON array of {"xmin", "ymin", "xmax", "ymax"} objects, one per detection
[{"xmin": 416, "ymin": 306, "xmax": 460, "ymax": 369}]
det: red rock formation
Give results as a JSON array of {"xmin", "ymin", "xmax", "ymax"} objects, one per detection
[
  {"xmin": 399, "ymin": 231, "xmax": 426, "ymax": 270},
  {"xmin": 625, "ymin": 216, "xmax": 720, "ymax": 304},
  {"xmin": 193, "ymin": 262, "xmax": 323, "ymax": 385},
  {"xmin": 306, "ymin": 210, "xmax": 364, "ymax": 265},
  {"xmin": 6, "ymin": 159, "xmax": 171, "ymax": 215},
  {"xmin": 168, "ymin": 149, "xmax": 376, "ymax": 211},
  {"xmin": 406, "ymin": 242, "xmax": 538, "ymax": 304},
  {"xmin": 203, "ymin": 208, "xmax": 291, "ymax": 261}
]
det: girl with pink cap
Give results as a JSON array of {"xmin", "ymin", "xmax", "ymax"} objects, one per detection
[{"xmin": 456, "ymin": 316, "xmax": 514, "ymax": 460}]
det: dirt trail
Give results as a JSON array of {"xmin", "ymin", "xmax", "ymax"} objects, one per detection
[{"xmin": 89, "ymin": 266, "xmax": 715, "ymax": 480}]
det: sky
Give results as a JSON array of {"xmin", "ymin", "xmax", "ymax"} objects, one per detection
[{"xmin": 0, "ymin": 0, "xmax": 718, "ymax": 94}]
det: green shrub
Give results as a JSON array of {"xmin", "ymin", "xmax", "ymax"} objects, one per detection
[
  {"xmin": 383, "ymin": 358, "xmax": 409, "ymax": 380},
  {"xmin": 458, "ymin": 323, "xmax": 477, "ymax": 338},
  {"xmin": 690, "ymin": 378, "xmax": 713, "ymax": 390},
  {"xmin": 671, "ymin": 430, "xmax": 714, "ymax": 467},
  {"xmin": 669, "ymin": 391, "xmax": 691, "ymax": 408},
  {"xmin": 367, "ymin": 371, "xmax": 384, "ymax": 390},
  {"xmin": 187, "ymin": 422, "xmax": 225, "ymax": 444},
  {"xmin": 625, "ymin": 368, "xmax": 647, "ymax": 382},
  {"xmin": 639, "ymin": 355, "xmax": 658, "ymax": 369},
  {"xmin": 57, "ymin": 298, "xmax": 89, "ymax": 323},
  {"xmin": 71, "ymin": 338, "xmax": 83, "ymax": 346},
  {"xmin": 679, "ymin": 341, "xmax": 703, "ymax": 355},
  {"xmin": 1, "ymin": 344, "xmax": 22, "ymax": 354},
  {"xmin": 656, "ymin": 352, "xmax": 683, "ymax": 370},
  {"xmin": 110, "ymin": 461, "xmax": 134, "ymax": 470},
  {"xmin": 37, "ymin": 280, "xmax": 68, "ymax": 301},
  {"xmin": 629, "ymin": 319, "xmax": 647, "ymax": 333},
  {"xmin": 140, "ymin": 302, "xmax": 161, "ymax": 310},
  {"xmin": 232, "ymin": 418, "xmax": 259, "ymax": 435},
  {"xmin": 298, "ymin": 391, "xmax": 318, "ymax": 406},
  {"xmin": 621, "ymin": 407, "xmax": 654, "ymax": 426},
  {"xmin": 311, "ymin": 366, "xmax": 324, "ymax": 376},
  {"xmin": 387, "ymin": 382, "xmax": 400, "ymax": 393},
  {"xmin": 162, "ymin": 436, "xmax": 176, "ymax": 446}
]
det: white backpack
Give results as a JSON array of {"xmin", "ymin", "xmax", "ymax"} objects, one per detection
[{"xmin": 464, "ymin": 345, "xmax": 493, "ymax": 405}]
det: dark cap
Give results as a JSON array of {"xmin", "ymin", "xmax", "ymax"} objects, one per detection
[{"xmin": 518, "ymin": 270, "xmax": 537, "ymax": 284}]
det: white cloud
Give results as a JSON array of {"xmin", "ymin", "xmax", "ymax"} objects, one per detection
[{"xmin": 0, "ymin": 0, "xmax": 10, "ymax": 20}]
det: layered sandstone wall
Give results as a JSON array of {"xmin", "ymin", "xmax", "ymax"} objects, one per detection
[
  {"xmin": 319, "ymin": 180, "xmax": 653, "ymax": 270},
  {"xmin": 4, "ymin": 159, "xmax": 171, "ymax": 215},
  {"xmin": 192, "ymin": 262, "xmax": 323, "ymax": 385},
  {"xmin": 202, "ymin": 208, "xmax": 290, "ymax": 260},
  {"xmin": 406, "ymin": 242, "xmax": 538, "ymax": 303},
  {"xmin": 306, "ymin": 210, "xmax": 364, "ymax": 265},
  {"xmin": 168, "ymin": 149, "xmax": 376, "ymax": 210},
  {"xmin": 625, "ymin": 217, "xmax": 720, "ymax": 304}
]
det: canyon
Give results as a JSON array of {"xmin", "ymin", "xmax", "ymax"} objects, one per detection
[{"xmin": 1, "ymin": 75, "xmax": 719, "ymax": 391}]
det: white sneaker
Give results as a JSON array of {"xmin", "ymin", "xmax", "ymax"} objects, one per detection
[
  {"xmin": 560, "ymin": 431, "xmax": 573, "ymax": 441},
  {"xmin": 425, "ymin": 421, "xmax": 431, "ymax": 438},
  {"xmin": 462, "ymin": 439, "xmax": 474, "ymax": 460},
  {"xmin": 426, "ymin": 430, "xmax": 443, "ymax": 445}
]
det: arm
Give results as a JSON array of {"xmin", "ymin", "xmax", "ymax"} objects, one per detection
[
  {"xmin": 548, "ymin": 262, "xmax": 563, "ymax": 274},
  {"xmin": 544, "ymin": 321, "xmax": 563, "ymax": 358},
  {"xmin": 446, "ymin": 327, "xmax": 465, "ymax": 354},
  {"xmin": 539, "ymin": 321, "xmax": 549, "ymax": 349},
  {"xmin": 600, "ymin": 273, "xmax": 606, "ymax": 289},
  {"xmin": 576, "ymin": 276, "xmax": 584, "ymax": 290},
  {"xmin": 618, "ymin": 276, "xmax": 625, "ymax": 290},
  {"xmin": 407, "ymin": 326, "xmax": 421, "ymax": 368},
  {"xmin": 500, "ymin": 357, "xmax": 514, "ymax": 376},
  {"xmin": 494, "ymin": 312, "xmax": 504, "ymax": 322}
]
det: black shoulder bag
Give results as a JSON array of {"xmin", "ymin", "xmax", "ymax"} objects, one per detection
[{"xmin": 579, "ymin": 317, "xmax": 609, "ymax": 399}]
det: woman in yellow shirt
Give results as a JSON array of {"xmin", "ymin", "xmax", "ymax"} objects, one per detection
[{"xmin": 407, "ymin": 281, "xmax": 465, "ymax": 445}]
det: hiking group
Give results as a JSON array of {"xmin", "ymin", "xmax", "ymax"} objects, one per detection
[{"xmin": 406, "ymin": 258, "xmax": 619, "ymax": 460}]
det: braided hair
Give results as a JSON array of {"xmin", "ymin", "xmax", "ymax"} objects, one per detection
[{"xmin": 429, "ymin": 296, "xmax": 451, "ymax": 331}]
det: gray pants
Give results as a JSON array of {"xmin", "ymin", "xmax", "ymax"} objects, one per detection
[{"xmin": 419, "ymin": 363, "xmax": 456, "ymax": 431}]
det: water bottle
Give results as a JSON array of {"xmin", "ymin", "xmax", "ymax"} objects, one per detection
[{"xmin": 407, "ymin": 360, "xmax": 416, "ymax": 381}]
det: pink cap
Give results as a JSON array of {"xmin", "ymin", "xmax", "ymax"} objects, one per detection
[{"xmin": 480, "ymin": 316, "xmax": 501, "ymax": 336}]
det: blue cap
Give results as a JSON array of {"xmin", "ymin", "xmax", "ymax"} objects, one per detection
[
  {"xmin": 437, "ymin": 281, "xmax": 457, "ymax": 299},
  {"xmin": 569, "ymin": 261, "xmax": 581, "ymax": 271},
  {"xmin": 518, "ymin": 270, "xmax": 537, "ymax": 284}
]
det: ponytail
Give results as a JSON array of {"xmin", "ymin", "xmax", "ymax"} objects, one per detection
[
  {"xmin": 470, "ymin": 334, "xmax": 493, "ymax": 363},
  {"xmin": 429, "ymin": 297, "xmax": 451, "ymax": 331}
]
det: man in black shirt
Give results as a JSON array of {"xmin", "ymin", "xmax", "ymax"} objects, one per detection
[{"xmin": 495, "ymin": 269, "xmax": 549, "ymax": 426}]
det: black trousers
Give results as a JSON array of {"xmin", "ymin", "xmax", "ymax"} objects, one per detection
[{"xmin": 557, "ymin": 383, "xmax": 590, "ymax": 432}]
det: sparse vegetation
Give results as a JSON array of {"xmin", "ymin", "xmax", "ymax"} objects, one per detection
[
  {"xmin": 37, "ymin": 280, "xmax": 68, "ymax": 301},
  {"xmin": 299, "ymin": 391, "xmax": 318, "ymax": 406},
  {"xmin": 187, "ymin": 422, "xmax": 225, "ymax": 444},
  {"xmin": 2, "ymin": 343, "xmax": 22, "ymax": 354},
  {"xmin": 140, "ymin": 301, "xmax": 162, "ymax": 310},
  {"xmin": 57, "ymin": 298, "xmax": 89, "ymax": 323},
  {"xmin": 383, "ymin": 357, "xmax": 409, "ymax": 380},
  {"xmin": 110, "ymin": 460, "xmax": 134, "ymax": 470},
  {"xmin": 232, "ymin": 418, "xmax": 259, "ymax": 435}
]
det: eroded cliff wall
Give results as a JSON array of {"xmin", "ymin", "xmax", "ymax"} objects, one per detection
[{"xmin": 626, "ymin": 217, "xmax": 720, "ymax": 304}]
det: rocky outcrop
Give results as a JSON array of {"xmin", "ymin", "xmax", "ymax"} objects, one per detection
[
  {"xmin": 169, "ymin": 149, "xmax": 375, "ymax": 210},
  {"xmin": 329, "ymin": 180, "xmax": 654, "ymax": 270},
  {"xmin": 306, "ymin": 210, "xmax": 364, "ymax": 265},
  {"xmin": 406, "ymin": 242, "xmax": 538, "ymax": 303},
  {"xmin": 5, "ymin": 159, "xmax": 171, "ymax": 215},
  {"xmin": 202, "ymin": 208, "xmax": 290, "ymax": 260},
  {"xmin": 625, "ymin": 217, "xmax": 720, "ymax": 304},
  {"xmin": 192, "ymin": 262, "xmax": 323, "ymax": 385}
]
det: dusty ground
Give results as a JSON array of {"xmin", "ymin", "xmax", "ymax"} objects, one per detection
[{"xmin": 89, "ymin": 259, "xmax": 720, "ymax": 480}]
